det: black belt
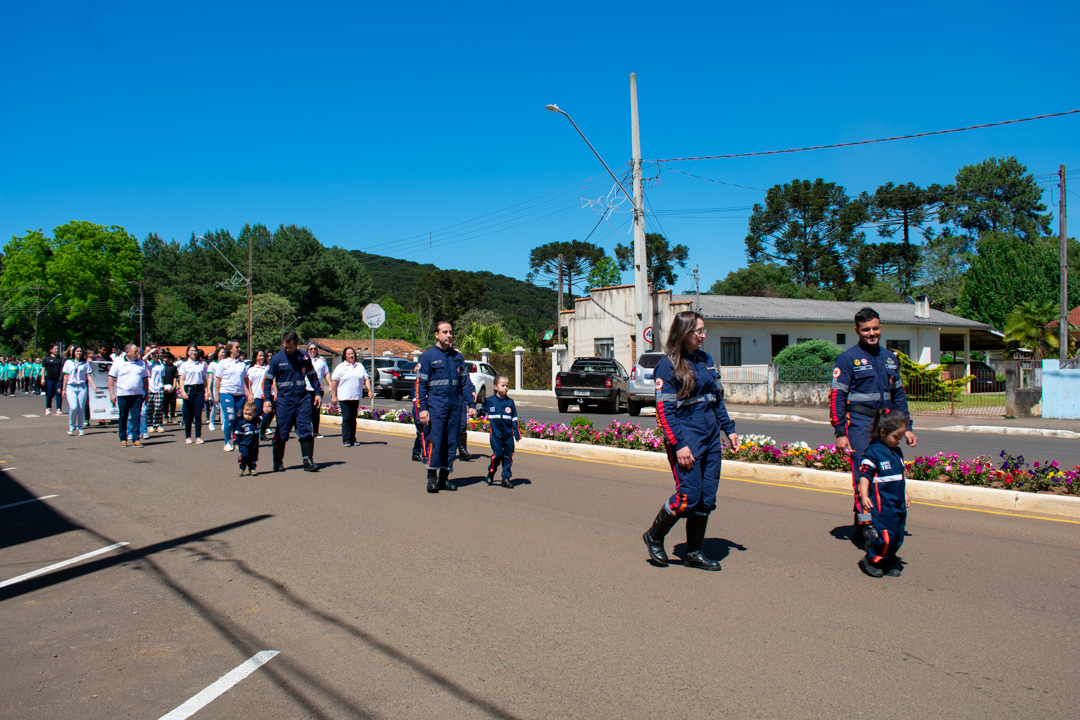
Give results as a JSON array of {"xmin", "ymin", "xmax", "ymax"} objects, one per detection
[{"xmin": 845, "ymin": 403, "xmax": 877, "ymax": 418}]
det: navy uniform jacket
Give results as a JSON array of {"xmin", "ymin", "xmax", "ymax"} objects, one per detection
[
  {"xmin": 655, "ymin": 350, "xmax": 735, "ymax": 452},
  {"xmin": 415, "ymin": 346, "xmax": 476, "ymax": 417},
  {"xmin": 857, "ymin": 440, "xmax": 907, "ymax": 527},
  {"xmin": 233, "ymin": 418, "xmax": 260, "ymax": 456},
  {"xmin": 263, "ymin": 349, "xmax": 322, "ymax": 403},
  {"xmin": 482, "ymin": 395, "xmax": 520, "ymax": 441},
  {"xmin": 829, "ymin": 344, "xmax": 912, "ymax": 435}
]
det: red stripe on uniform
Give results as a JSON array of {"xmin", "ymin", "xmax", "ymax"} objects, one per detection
[{"xmin": 656, "ymin": 399, "xmax": 678, "ymax": 445}]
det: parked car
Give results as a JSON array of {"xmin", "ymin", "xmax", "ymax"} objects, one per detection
[
  {"xmin": 392, "ymin": 359, "xmax": 499, "ymax": 403},
  {"xmin": 627, "ymin": 351, "xmax": 664, "ymax": 416},
  {"xmin": 969, "ymin": 361, "xmax": 1006, "ymax": 393},
  {"xmin": 361, "ymin": 356, "xmax": 414, "ymax": 398},
  {"xmin": 391, "ymin": 362, "xmax": 419, "ymax": 401},
  {"xmin": 555, "ymin": 357, "xmax": 629, "ymax": 413}
]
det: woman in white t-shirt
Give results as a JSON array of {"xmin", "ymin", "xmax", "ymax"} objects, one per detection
[
  {"xmin": 206, "ymin": 346, "xmax": 225, "ymax": 431},
  {"xmin": 330, "ymin": 346, "xmax": 372, "ymax": 447},
  {"xmin": 178, "ymin": 345, "xmax": 208, "ymax": 444},
  {"xmin": 61, "ymin": 346, "xmax": 95, "ymax": 436},
  {"xmin": 215, "ymin": 340, "xmax": 251, "ymax": 452},
  {"xmin": 247, "ymin": 348, "xmax": 269, "ymax": 432}
]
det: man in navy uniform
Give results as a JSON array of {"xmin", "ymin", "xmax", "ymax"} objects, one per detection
[
  {"xmin": 416, "ymin": 320, "xmax": 477, "ymax": 493},
  {"xmin": 830, "ymin": 307, "xmax": 917, "ymax": 545},
  {"xmin": 263, "ymin": 330, "xmax": 323, "ymax": 473}
]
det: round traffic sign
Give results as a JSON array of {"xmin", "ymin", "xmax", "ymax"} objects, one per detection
[{"xmin": 643, "ymin": 326, "xmax": 653, "ymax": 344}]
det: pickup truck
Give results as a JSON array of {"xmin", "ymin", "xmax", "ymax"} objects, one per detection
[{"xmin": 554, "ymin": 357, "xmax": 629, "ymax": 413}]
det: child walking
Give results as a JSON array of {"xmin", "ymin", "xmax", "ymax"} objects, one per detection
[
  {"xmin": 234, "ymin": 401, "xmax": 261, "ymax": 476},
  {"xmin": 857, "ymin": 409, "xmax": 911, "ymax": 578},
  {"xmin": 483, "ymin": 375, "xmax": 520, "ymax": 489}
]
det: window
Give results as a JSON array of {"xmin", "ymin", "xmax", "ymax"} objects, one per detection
[
  {"xmin": 771, "ymin": 334, "xmax": 788, "ymax": 358},
  {"xmin": 594, "ymin": 338, "xmax": 614, "ymax": 359},
  {"xmin": 481, "ymin": 363, "xmax": 497, "ymax": 377},
  {"xmin": 720, "ymin": 337, "xmax": 742, "ymax": 366},
  {"xmin": 796, "ymin": 337, "xmax": 813, "ymax": 344},
  {"xmin": 887, "ymin": 339, "xmax": 911, "ymax": 357},
  {"xmin": 836, "ymin": 333, "xmax": 846, "ymax": 345}
]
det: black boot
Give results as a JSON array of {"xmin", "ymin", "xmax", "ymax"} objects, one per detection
[
  {"xmin": 684, "ymin": 513, "xmax": 721, "ymax": 571},
  {"xmin": 457, "ymin": 432, "xmax": 471, "ymax": 460},
  {"xmin": 272, "ymin": 440, "xmax": 286, "ymax": 472},
  {"xmin": 438, "ymin": 468, "xmax": 457, "ymax": 491},
  {"xmin": 643, "ymin": 508, "xmax": 678, "ymax": 566},
  {"xmin": 426, "ymin": 469, "xmax": 439, "ymax": 493},
  {"xmin": 300, "ymin": 437, "xmax": 319, "ymax": 472},
  {"xmin": 412, "ymin": 450, "xmax": 423, "ymax": 462}
]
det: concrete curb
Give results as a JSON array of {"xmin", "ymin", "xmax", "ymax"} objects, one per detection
[
  {"xmin": 934, "ymin": 425, "xmax": 1080, "ymax": 440},
  {"xmin": 729, "ymin": 412, "xmax": 830, "ymax": 425},
  {"xmin": 322, "ymin": 415, "xmax": 1080, "ymax": 520}
]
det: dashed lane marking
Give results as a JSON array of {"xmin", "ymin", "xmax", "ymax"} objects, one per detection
[
  {"xmin": 0, "ymin": 416, "xmax": 9, "ymax": 420},
  {"xmin": 0, "ymin": 494, "xmax": 55, "ymax": 510},
  {"xmin": 158, "ymin": 650, "xmax": 280, "ymax": 720},
  {"xmin": 22, "ymin": 414, "xmax": 40, "ymax": 418},
  {"xmin": 0, "ymin": 542, "xmax": 130, "ymax": 589}
]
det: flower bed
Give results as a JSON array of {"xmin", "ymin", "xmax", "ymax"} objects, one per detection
[{"xmin": 326, "ymin": 409, "xmax": 1080, "ymax": 496}]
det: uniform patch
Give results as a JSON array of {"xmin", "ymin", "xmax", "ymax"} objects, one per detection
[
  {"xmin": 655, "ymin": 378, "xmax": 663, "ymax": 390},
  {"xmin": 832, "ymin": 367, "xmax": 841, "ymax": 378}
]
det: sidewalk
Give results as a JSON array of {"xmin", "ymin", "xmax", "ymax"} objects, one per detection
[{"xmin": 723, "ymin": 404, "xmax": 1080, "ymax": 439}]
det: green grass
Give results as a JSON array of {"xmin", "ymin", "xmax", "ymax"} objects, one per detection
[{"xmin": 907, "ymin": 392, "xmax": 1005, "ymax": 411}]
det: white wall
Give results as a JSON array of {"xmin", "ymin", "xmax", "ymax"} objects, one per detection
[{"xmin": 702, "ymin": 321, "xmax": 944, "ymax": 365}]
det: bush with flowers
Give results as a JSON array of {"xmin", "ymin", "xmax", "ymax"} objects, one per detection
[
  {"xmin": 320, "ymin": 405, "xmax": 415, "ymax": 424},
  {"xmin": 905, "ymin": 451, "xmax": 1080, "ymax": 495}
]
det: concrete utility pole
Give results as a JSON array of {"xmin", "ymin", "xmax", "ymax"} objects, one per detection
[
  {"xmin": 557, "ymin": 253, "xmax": 564, "ymax": 345},
  {"xmin": 1060, "ymin": 164, "xmax": 1069, "ymax": 359},
  {"xmin": 138, "ymin": 281, "xmax": 144, "ymax": 349},
  {"xmin": 248, "ymin": 232, "xmax": 254, "ymax": 357},
  {"xmin": 630, "ymin": 73, "xmax": 650, "ymax": 351}
]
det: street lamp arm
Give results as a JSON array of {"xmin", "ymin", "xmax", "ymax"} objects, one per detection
[
  {"xmin": 546, "ymin": 104, "xmax": 635, "ymax": 208},
  {"xmin": 195, "ymin": 235, "xmax": 250, "ymax": 281}
]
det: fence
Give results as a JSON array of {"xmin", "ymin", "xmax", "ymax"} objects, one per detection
[
  {"xmin": 486, "ymin": 351, "xmax": 552, "ymax": 391},
  {"xmin": 902, "ymin": 375, "xmax": 1005, "ymax": 417}
]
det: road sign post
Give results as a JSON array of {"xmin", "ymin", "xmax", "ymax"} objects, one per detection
[{"xmin": 363, "ymin": 303, "xmax": 386, "ymax": 410}]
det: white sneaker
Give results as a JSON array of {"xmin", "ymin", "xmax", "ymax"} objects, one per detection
[
  {"xmin": 141, "ymin": 433, "xmax": 150, "ymax": 439},
  {"xmin": 209, "ymin": 422, "xmax": 216, "ymax": 431},
  {"xmin": 45, "ymin": 409, "xmax": 50, "ymax": 416},
  {"xmin": 78, "ymin": 429, "xmax": 85, "ymax": 436},
  {"xmin": 223, "ymin": 443, "xmax": 233, "ymax": 452},
  {"xmin": 155, "ymin": 426, "xmax": 164, "ymax": 433},
  {"xmin": 316, "ymin": 434, "xmax": 325, "ymax": 439},
  {"xmin": 186, "ymin": 438, "xmax": 193, "ymax": 444},
  {"xmin": 67, "ymin": 428, "xmax": 74, "ymax": 435}
]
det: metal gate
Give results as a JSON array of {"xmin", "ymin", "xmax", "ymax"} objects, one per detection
[{"xmin": 903, "ymin": 376, "xmax": 1007, "ymax": 417}]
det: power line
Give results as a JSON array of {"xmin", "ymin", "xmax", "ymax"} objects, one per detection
[{"xmin": 655, "ymin": 108, "xmax": 1080, "ymax": 163}]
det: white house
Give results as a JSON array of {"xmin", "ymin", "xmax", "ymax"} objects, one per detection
[{"xmin": 561, "ymin": 285, "xmax": 1001, "ymax": 373}]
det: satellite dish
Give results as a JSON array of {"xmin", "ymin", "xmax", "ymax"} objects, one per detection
[{"xmin": 903, "ymin": 296, "xmax": 916, "ymax": 305}]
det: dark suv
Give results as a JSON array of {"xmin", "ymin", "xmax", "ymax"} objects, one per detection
[{"xmin": 362, "ymin": 357, "xmax": 415, "ymax": 398}]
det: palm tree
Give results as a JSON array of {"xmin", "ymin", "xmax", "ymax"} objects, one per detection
[
  {"xmin": 1003, "ymin": 301, "xmax": 1075, "ymax": 360},
  {"xmin": 457, "ymin": 322, "xmax": 518, "ymax": 356}
]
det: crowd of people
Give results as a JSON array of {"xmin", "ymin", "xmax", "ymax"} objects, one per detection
[{"xmin": 9, "ymin": 305, "xmax": 912, "ymax": 578}]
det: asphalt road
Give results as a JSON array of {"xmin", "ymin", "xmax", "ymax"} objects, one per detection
[{"xmin": 1, "ymin": 394, "xmax": 1078, "ymax": 719}]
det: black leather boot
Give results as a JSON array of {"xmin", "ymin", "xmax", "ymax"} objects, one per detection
[
  {"xmin": 643, "ymin": 508, "xmax": 678, "ymax": 566},
  {"xmin": 426, "ymin": 469, "xmax": 439, "ymax": 493},
  {"xmin": 457, "ymin": 432, "xmax": 471, "ymax": 460},
  {"xmin": 272, "ymin": 439, "xmax": 286, "ymax": 472},
  {"xmin": 300, "ymin": 437, "xmax": 319, "ymax": 472},
  {"xmin": 437, "ymin": 468, "xmax": 457, "ymax": 491},
  {"xmin": 684, "ymin": 513, "xmax": 721, "ymax": 571}
]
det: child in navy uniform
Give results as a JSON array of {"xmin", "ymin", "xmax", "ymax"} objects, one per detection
[
  {"xmin": 857, "ymin": 409, "xmax": 911, "ymax": 577},
  {"xmin": 483, "ymin": 375, "xmax": 520, "ymax": 488},
  {"xmin": 234, "ymin": 401, "xmax": 261, "ymax": 476}
]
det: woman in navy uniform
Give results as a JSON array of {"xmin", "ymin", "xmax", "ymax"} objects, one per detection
[{"xmin": 643, "ymin": 311, "xmax": 740, "ymax": 571}]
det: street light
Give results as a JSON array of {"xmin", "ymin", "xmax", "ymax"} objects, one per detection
[
  {"xmin": 110, "ymin": 279, "xmax": 145, "ymax": 348},
  {"xmin": 547, "ymin": 75, "xmax": 651, "ymax": 355},
  {"xmin": 197, "ymin": 234, "xmax": 253, "ymax": 356}
]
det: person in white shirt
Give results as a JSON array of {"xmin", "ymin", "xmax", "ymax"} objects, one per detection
[
  {"xmin": 215, "ymin": 340, "xmax": 251, "ymax": 452},
  {"xmin": 61, "ymin": 346, "xmax": 96, "ymax": 436},
  {"xmin": 142, "ymin": 346, "xmax": 166, "ymax": 436},
  {"xmin": 107, "ymin": 343, "xmax": 149, "ymax": 447},
  {"xmin": 330, "ymin": 346, "xmax": 373, "ymax": 447},
  {"xmin": 206, "ymin": 346, "xmax": 225, "ymax": 431},
  {"xmin": 177, "ymin": 345, "xmax": 208, "ymax": 444},
  {"xmin": 306, "ymin": 342, "xmax": 331, "ymax": 439}
]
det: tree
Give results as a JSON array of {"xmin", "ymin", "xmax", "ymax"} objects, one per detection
[
  {"xmin": 745, "ymin": 179, "xmax": 867, "ymax": 291},
  {"xmin": 413, "ymin": 270, "xmax": 486, "ymax": 329},
  {"xmin": 957, "ymin": 232, "xmax": 1080, "ymax": 329},
  {"xmin": 614, "ymin": 233, "xmax": 689, "ymax": 290},
  {"xmin": 914, "ymin": 229, "xmax": 972, "ymax": 313},
  {"xmin": 457, "ymin": 321, "xmax": 519, "ymax": 355},
  {"xmin": 586, "ymin": 256, "xmax": 623, "ymax": 289},
  {"xmin": 374, "ymin": 296, "xmax": 421, "ymax": 345},
  {"xmin": 226, "ymin": 293, "xmax": 296, "ymax": 351},
  {"xmin": 861, "ymin": 182, "xmax": 941, "ymax": 293},
  {"xmin": 938, "ymin": 156, "xmax": 1052, "ymax": 242},
  {"xmin": 1003, "ymin": 300, "xmax": 1075, "ymax": 360},
  {"xmin": 709, "ymin": 262, "xmax": 833, "ymax": 299},
  {"xmin": 527, "ymin": 240, "xmax": 605, "ymax": 306}
]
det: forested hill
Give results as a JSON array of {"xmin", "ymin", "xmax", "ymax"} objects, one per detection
[{"xmin": 351, "ymin": 251, "xmax": 559, "ymax": 332}]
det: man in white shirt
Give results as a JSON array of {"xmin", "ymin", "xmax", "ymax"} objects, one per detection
[
  {"xmin": 108, "ymin": 343, "xmax": 149, "ymax": 447},
  {"xmin": 306, "ymin": 342, "xmax": 331, "ymax": 439}
]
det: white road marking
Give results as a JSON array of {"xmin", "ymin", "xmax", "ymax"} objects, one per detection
[
  {"xmin": 0, "ymin": 468, "xmax": 16, "ymax": 472},
  {"xmin": 0, "ymin": 542, "xmax": 129, "ymax": 589},
  {"xmin": 158, "ymin": 650, "xmax": 280, "ymax": 720},
  {"xmin": 22, "ymin": 414, "xmax": 40, "ymax": 418},
  {"xmin": 0, "ymin": 415, "xmax": 9, "ymax": 420},
  {"xmin": 0, "ymin": 494, "xmax": 56, "ymax": 510}
]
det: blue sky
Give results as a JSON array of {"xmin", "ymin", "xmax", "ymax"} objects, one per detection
[{"xmin": 2, "ymin": 1, "xmax": 1077, "ymax": 294}]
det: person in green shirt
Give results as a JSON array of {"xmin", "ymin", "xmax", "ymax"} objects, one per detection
[{"xmin": 4, "ymin": 358, "xmax": 18, "ymax": 397}]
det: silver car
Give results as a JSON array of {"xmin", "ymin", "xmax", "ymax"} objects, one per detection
[{"xmin": 627, "ymin": 351, "xmax": 664, "ymax": 416}]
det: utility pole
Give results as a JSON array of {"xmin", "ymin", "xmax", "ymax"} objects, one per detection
[
  {"xmin": 248, "ymin": 232, "xmax": 254, "ymax": 357},
  {"xmin": 30, "ymin": 287, "xmax": 62, "ymax": 357},
  {"xmin": 557, "ymin": 253, "xmax": 564, "ymax": 345},
  {"xmin": 1060, "ymin": 164, "xmax": 1069, "ymax": 360},
  {"xmin": 630, "ymin": 73, "xmax": 650, "ymax": 351},
  {"xmin": 138, "ymin": 281, "xmax": 144, "ymax": 349}
]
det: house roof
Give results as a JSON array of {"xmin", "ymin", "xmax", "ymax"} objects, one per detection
[
  {"xmin": 1045, "ymin": 306, "xmax": 1080, "ymax": 330},
  {"xmin": 678, "ymin": 295, "xmax": 996, "ymax": 330},
  {"xmin": 308, "ymin": 338, "xmax": 422, "ymax": 359}
]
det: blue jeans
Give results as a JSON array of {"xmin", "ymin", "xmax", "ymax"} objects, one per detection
[
  {"xmin": 45, "ymin": 378, "xmax": 63, "ymax": 411},
  {"xmin": 220, "ymin": 393, "xmax": 245, "ymax": 445},
  {"xmin": 116, "ymin": 394, "xmax": 144, "ymax": 442},
  {"xmin": 66, "ymin": 385, "xmax": 88, "ymax": 431}
]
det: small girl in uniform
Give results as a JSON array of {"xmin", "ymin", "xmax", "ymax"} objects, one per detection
[
  {"xmin": 233, "ymin": 401, "xmax": 261, "ymax": 476},
  {"xmin": 857, "ymin": 409, "xmax": 911, "ymax": 578},
  {"xmin": 483, "ymin": 375, "xmax": 519, "ymax": 488}
]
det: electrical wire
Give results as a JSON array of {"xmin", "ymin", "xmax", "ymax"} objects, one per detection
[{"xmin": 655, "ymin": 109, "xmax": 1080, "ymax": 163}]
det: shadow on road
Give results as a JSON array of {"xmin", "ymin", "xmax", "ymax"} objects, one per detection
[
  {"xmin": 0, "ymin": 471, "xmax": 82, "ymax": 551},
  {"xmin": 670, "ymin": 537, "xmax": 748, "ymax": 564}
]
